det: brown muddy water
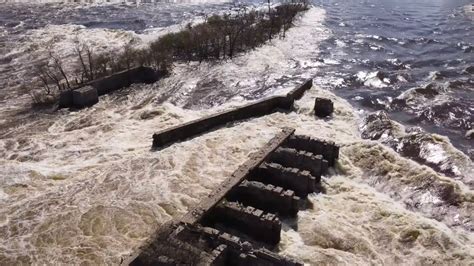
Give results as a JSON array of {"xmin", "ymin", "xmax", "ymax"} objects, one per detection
[{"xmin": 0, "ymin": 0, "xmax": 473, "ymax": 265}]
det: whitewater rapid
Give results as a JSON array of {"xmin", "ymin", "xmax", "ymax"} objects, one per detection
[{"xmin": 0, "ymin": 6, "xmax": 473, "ymax": 265}]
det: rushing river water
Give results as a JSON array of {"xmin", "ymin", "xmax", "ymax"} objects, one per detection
[{"xmin": 0, "ymin": 0, "xmax": 473, "ymax": 265}]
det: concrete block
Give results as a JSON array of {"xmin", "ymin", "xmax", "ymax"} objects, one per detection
[
  {"xmin": 152, "ymin": 96, "xmax": 291, "ymax": 148},
  {"xmin": 269, "ymin": 147, "xmax": 323, "ymax": 178},
  {"xmin": 58, "ymin": 67, "xmax": 163, "ymax": 109},
  {"xmin": 151, "ymin": 80, "xmax": 312, "ymax": 149},
  {"xmin": 314, "ymin": 97, "xmax": 334, "ymax": 117},
  {"xmin": 252, "ymin": 162, "xmax": 317, "ymax": 197},
  {"xmin": 285, "ymin": 135, "xmax": 339, "ymax": 166},
  {"xmin": 88, "ymin": 66, "xmax": 162, "ymax": 96},
  {"xmin": 72, "ymin": 86, "xmax": 98, "ymax": 108}
]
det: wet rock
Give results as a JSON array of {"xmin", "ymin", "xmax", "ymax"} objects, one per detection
[
  {"xmin": 314, "ymin": 97, "xmax": 334, "ymax": 118},
  {"xmin": 395, "ymin": 133, "xmax": 428, "ymax": 159},
  {"xmin": 396, "ymin": 132, "xmax": 464, "ymax": 178},
  {"xmin": 0, "ymin": 55, "xmax": 13, "ymax": 64},
  {"xmin": 72, "ymin": 86, "xmax": 98, "ymax": 108},
  {"xmin": 447, "ymin": 80, "xmax": 469, "ymax": 90},
  {"xmin": 414, "ymin": 83, "xmax": 439, "ymax": 98},
  {"xmin": 375, "ymin": 71, "xmax": 388, "ymax": 81},
  {"xmin": 360, "ymin": 111, "xmax": 396, "ymax": 140},
  {"xmin": 465, "ymin": 129, "xmax": 474, "ymax": 140},
  {"xmin": 463, "ymin": 46, "xmax": 473, "ymax": 53}
]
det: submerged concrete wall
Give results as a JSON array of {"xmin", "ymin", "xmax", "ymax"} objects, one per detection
[{"xmin": 152, "ymin": 79, "xmax": 313, "ymax": 149}]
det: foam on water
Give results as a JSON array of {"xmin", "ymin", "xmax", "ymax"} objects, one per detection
[
  {"xmin": 0, "ymin": 6, "xmax": 473, "ymax": 265},
  {"xmin": 280, "ymin": 176, "xmax": 474, "ymax": 265}
]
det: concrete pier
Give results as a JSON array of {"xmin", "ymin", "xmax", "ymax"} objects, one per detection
[
  {"xmin": 227, "ymin": 180, "xmax": 300, "ymax": 216},
  {"xmin": 125, "ymin": 128, "xmax": 339, "ymax": 265}
]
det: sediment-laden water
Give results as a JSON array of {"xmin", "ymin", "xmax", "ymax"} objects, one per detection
[{"xmin": 0, "ymin": 0, "xmax": 473, "ymax": 265}]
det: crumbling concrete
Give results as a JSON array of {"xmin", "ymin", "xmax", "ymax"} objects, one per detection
[
  {"xmin": 284, "ymin": 135, "xmax": 339, "ymax": 167},
  {"xmin": 314, "ymin": 97, "xmax": 334, "ymax": 117},
  {"xmin": 152, "ymin": 80, "xmax": 313, "ymax": 149},
  {"xmin": 58, "ymin": 89, "xmax": 74, "ymax": 108},
  {"xmin": 252, "ymin": 162, "xmax": 317, "ymax": 197},
  {"xmin": 125, "ymin": 129, "xmax": 340, "ymax": 266}
]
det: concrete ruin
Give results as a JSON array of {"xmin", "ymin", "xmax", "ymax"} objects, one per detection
[
  {"xmin": 125, "ymin": 128, "xmax": 340, "ymax": 265},
  {"xmin": 314, "ymin": 97, "xmax": 334, "ymax": 118},
  {"xmin": 152, "ymin": 79, "xmax": 313, "ymax": 148},
  {"xmin": 59, "ymin": 66, "xmax": 163, "ymax": 109}
]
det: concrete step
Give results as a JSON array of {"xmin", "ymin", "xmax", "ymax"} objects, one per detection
[
  {"xmin": 226, "ymin": 180, "xmax": 300, "ymax": 216},
  {"xmin": 283, "ymin": 135, "xmax": 339, "ymax": 167}
]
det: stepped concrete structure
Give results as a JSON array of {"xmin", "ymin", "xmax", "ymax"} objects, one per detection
[{"xmin": 125, "ymin": 128, "xmax": 340, "ymax": 265}]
